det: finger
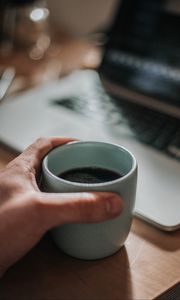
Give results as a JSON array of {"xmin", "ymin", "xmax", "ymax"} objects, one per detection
[
  {"xmin": 16, "ymin": 137, "xmax": 78, "ymax": 173},
  {"xmin": 35, "ymin": 192, "xmax": 123, "ymax": 230}
]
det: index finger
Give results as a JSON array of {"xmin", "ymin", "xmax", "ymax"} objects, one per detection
[{"xmin": 17, "ymin": 137, "xmax": 77, "ymax": 172}]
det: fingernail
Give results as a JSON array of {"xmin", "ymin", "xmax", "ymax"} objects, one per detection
[{"xmin": 106, "ymin": 195, "xmax": 122, "ymax": 214}]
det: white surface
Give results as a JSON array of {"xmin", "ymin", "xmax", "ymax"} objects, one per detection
[{"xmin": 0, "ymin": 70, "xmax": 179, "ymax": 230}]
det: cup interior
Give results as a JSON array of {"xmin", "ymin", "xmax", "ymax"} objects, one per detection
[{"xmin": 44, "ymin": 142, "xmax": 135, "ymax": 184}]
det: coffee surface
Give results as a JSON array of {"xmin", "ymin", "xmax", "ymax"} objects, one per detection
[{"xmin": 58, "ymin": 167, "xmax": 122, "ymax": 184}]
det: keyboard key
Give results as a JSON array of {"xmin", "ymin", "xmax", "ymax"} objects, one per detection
[
  {"xmin": 168, "ymin": 146, "xmax": 180, "ymax": 159},
  {"xmin": 168, "ymin": 129, "xmax": 180, "ymax": 158},
  {"xmin": 153, "ymin": 123, "xmax": 178, "ymax": 150}
]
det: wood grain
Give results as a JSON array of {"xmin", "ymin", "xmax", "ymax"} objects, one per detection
[{"xmin": 0, "ymin": 211, "xmax": 179, "ymax": 300}]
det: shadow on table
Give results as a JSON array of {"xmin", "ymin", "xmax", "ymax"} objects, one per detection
[{"xmin": 0, "ymin": 234, "xmax": 132, "ymax": 300}]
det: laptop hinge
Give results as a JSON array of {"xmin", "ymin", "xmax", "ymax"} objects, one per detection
[{"xmin": 102, "ymin": 77, "xmax": 180, "ymax": 119}]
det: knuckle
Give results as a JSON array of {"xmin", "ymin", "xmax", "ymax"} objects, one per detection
[
  {"xmin": 10, "ymin": 160, "xmax": 32, "ymax": 179},
  {"xmin": 35, "ymin": 136, "xmax": 48, "ymax": 144},
  {"xmin": 34, "ymin": 137, "xmax": 53, "ymax": 158},
  {"xmin": 8, "ymin": 158, "xmax": 23, "ymax": 170},
  {"xmin": 13, "ymin": 159, "xmax": 35, "ymax": 179},
  {"xmin": 36, "ymin": 137, "xmax": 52, "ymax": 149}
]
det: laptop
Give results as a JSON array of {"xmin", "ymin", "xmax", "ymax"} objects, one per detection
[{"xmin": 0, "ymin": 0, "xmax": 179, "ymax": 231}]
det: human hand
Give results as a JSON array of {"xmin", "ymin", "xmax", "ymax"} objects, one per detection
[{"xmin": 0, "ymin": 137, "xmax": 123, "ymax": 277}]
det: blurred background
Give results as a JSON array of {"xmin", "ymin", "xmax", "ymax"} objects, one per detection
[
  {"xmin": 47, "ymin": 0, "xmax": 119, "ymax": 36},
  {"xmin": 0, "ymin": 0, "xmax": 119, "ymax": 97}
]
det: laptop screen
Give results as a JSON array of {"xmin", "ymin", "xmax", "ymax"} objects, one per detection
[{"xmin": 100, "ymin": 0, "xmax": 180, "ymax": 108}]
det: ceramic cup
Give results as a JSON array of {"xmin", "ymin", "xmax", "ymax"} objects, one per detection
[{"xmin": 42, "ymin": 141, "xmax": 137, "ymax": 260}]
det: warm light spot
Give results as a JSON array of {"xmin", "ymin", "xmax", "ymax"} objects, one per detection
[{"xmin": 30, "ymin": 8, "xmax": 49, "ymax": 22}]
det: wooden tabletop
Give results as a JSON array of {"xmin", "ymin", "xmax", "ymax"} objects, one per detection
[{"xmin": 0, "ymin": 38, "xmax": 180, "ymax": 300}]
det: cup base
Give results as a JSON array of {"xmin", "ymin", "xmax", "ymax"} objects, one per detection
[{"xmin": 52, "ymin": 231, "xmax": 125, "ymax": 260}]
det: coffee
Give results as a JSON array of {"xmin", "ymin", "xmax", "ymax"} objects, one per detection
[{"xmin": 58, "ymin": 167, "xmax": 122, "ymax": 184}]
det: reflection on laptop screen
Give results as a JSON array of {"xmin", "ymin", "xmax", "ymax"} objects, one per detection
[{"xmin": 101, "ymin": 0, "xmax": 180, "ymax": 107}]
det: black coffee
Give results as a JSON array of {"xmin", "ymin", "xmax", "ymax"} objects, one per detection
[{"xmin": 58, "ymin": 167, "xmax": 122, "ymax": 184}]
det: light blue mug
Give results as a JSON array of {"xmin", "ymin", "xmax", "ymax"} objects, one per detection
[{"xmin": 42, "ymin": 141, "xmax": 137, "ymax": 260}]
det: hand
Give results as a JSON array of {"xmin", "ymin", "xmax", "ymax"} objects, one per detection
[{"xmin": 0, "ymin": 137, "xmax": 123, "ymax": 277}]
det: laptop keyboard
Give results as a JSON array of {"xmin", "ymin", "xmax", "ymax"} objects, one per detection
[{"xmin": 52, "ymin": 91, "xmax": 180, "ymax": 161}]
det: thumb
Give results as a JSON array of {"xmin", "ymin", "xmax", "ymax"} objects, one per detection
[{"xmin": 37, "ymin": 192, "xmax": 123, "ymax": 230}]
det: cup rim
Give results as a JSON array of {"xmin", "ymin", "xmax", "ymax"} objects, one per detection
[{"xmin": 42, "ymin": 141, "xmax": 137, "ymax": 187}]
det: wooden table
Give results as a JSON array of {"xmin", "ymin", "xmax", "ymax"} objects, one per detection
[{"xmin": 0, "ymin": 39, "xmax": 180, "ymax": 300}]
